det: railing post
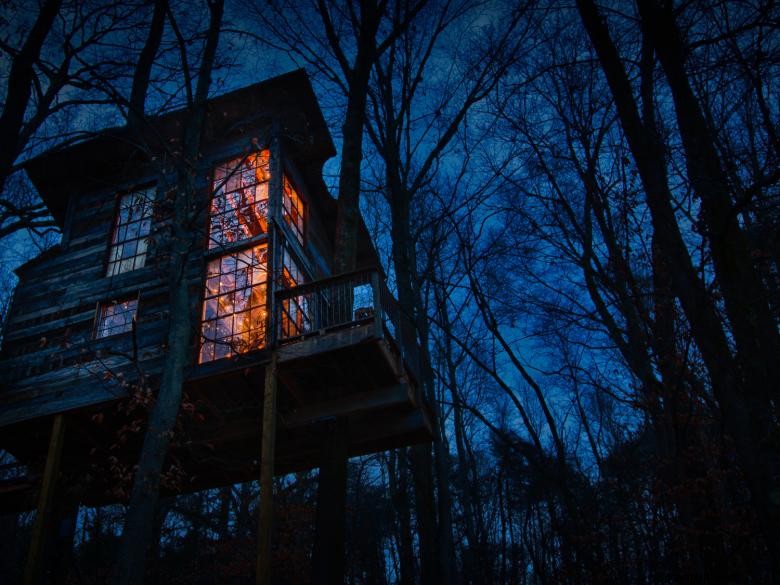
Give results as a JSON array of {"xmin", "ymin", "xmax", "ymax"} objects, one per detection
[{"xmin": 370, "ymin": 271, "xmax": 383, "ymax": 339}]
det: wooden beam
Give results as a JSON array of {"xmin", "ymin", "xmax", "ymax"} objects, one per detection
[
  {"xmin": 370, "ymin": 271, "xmax": 384, "ymax": 340},
  {"xmin": 283, "ymin": 384, "xmax": 410, "ymax": 428},
  {"xmin": 277, "ymin": 324, "xmax": 375, "ymax": 363},
  {"xmin": 256, "ymin": 351, "xmax": 278, "ymax": 585},
  {"xmin": 23, "ymin": 414, "xmax": 66, "ymax": 585},
  {"xmin": 376, "ymin": 339, "xmax": 404, "ymax": 380},
  {"xmin": 276, "ymin": 368, "xmax": 306, "ymax": 406}
]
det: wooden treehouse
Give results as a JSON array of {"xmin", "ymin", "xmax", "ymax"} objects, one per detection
[{"xmin": 0, "ymin": 70, "xmax": 432, "ymax": 515}]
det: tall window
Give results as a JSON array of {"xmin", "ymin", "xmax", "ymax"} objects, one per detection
[
  {"xmin": 107, "ymin": 189, "xmax": 153, "ymax": 276},
  {"xmin": 280, "ymin": 249, "xmax": 310, "ymax": 338},
  {"xmin": 199, "ymin": 245, "xmax": 268, "ymax": 362},
  {"xmin": 200, "ymin": 151, "xmax": 271, "ymax": 363},
  {"xmin": 282, "ymin": 247, "xmax": 304, "ymax": 288},
  {"xmin": 282, "ymin": 176, "xmax": 304, "ymax": 244},
  {"xmin": 209, "ymin": 151, "xmax": 269, "ymax": 249}
]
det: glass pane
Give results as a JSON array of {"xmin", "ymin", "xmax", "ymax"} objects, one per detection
[
  {"xmin": 282, "ymin": 176, "xmax": 304, "ymax": 244},
  {"xmin": 203, "ymin": 299, "xmax": 218, "ymax": 320},
  {"xmin": 217, "ymin": 315, "xmax": 233, "ymax": 339},
  {"xmin": 234, "ymin": 287, "xmax": 251, "ymax": 312},
  {"xmin": 199, "ymin": 342, "xmax": 215, "ymax": 363},
  {"xmin": 136, "ymin": 237, "xmax": 148, "ymax": 257},
  {"xmin": 207, "ymin": 151, "xmax": 270, "ymax": 249},
  {"xmin": 96, "ymin": 298, "xmax": 138, "ymax": 338},
  {"xmin": 206, "ymin": 276, "xmax": 220, "ymax": 297},
  {"xmin": 201, "ymin": 320, "xmax": 216, "ymax": 341},
  {"xmin": 199, "ymin": 244, "xmax": 268, "ymax": 363},
  {"xmin": 106, "ymin": 189, "xmax": 154, "ymax": 276},
  {"xmin": 214, "ymin": 341, "xmax": 231, "ymax": 360},
  {"xmin": 218, "ymin": 292, "xmax": 235, "ymax": 316},
  {"xmin": 250, "ymin": 285, "xmax": 266, "ymax": 307}
]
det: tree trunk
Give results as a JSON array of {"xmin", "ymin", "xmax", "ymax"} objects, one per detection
[
  {"xmin": 576, "ymin": 0, "xmax": 779, "ymax": 577},
  {"xmin": 312, "ymin": 5, "xmax": 381, "ymax": 581},
  {"xmin": 387, "ymin": 449, "xmax": 415, "ymax": 585},
  {"xmin": 0, "ymin": 0, "xmax": 62, "ymax": 194},
  {"xmin": 332, "ymin": 68, "xmax": 372, "ymax": 274},
  {"xmin": 311, "ymin": 420, "xmax": 349, "ymax": 585},
  {"xmin": 112, "ymin": 3, "xmax": 224, "ymax": 584},
  {"xmin": 128, "ymin": 0, "xmax": 168, "ymax": 130}
]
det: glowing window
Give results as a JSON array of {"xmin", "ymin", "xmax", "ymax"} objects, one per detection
[
  {"xmin": 282, "ymin": 247, "xmax": 304, "ymax": 288},
  {"xmin": 209, "ymin": 151, "xmax": 270, "ymax": 249},
  {"xmin": 199, "ymin": 244, "xmax": 268, "ymax": 363},
  {"xmin": 96, "ymin": 298, "xmax": 138, "ymax": 338},
  {"xmin": 280, "ymin": 249, "xmax": 310, "ymax": 338},
  {"xmin": 107, "ymin": 190, "xmax": 153, "ymax": 276},
  {"xmin": 282, "ymin": 176, "xmax": 304, "ymax": 244}
]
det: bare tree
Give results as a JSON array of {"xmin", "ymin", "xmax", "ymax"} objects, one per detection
[
  {"xmin": 575, "ymin": 1, "xmax": 780, "ymax": 577},
  {"xmin": 0, "ymin": 0, "xmax": 155, "ymax": 238},
  {"xmin": 236, "ymin": 2, "xmax": 430, "ymax": 581},
  {"xmin": 363, "ymin": 1, "xmax": 537, "ymax": 580},
  {"xmin": 112, "ymin": 2, "xmax": 225, "ymax": 583}
]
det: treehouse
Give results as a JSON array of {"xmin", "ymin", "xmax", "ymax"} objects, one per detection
[{"xmin": 0, "ymin": 70, "xmax": 432, "ymax": 513}]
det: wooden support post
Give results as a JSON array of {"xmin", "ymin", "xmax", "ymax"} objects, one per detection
[
  {"xmin": 50, "ymin": 500, "xmax": 79, "ymax": 585},
  {"xmin": 370, "ymin": 271, "xmax": 383, "ymax": 339},
  {"xmin": 24, "ymin": 414, "xmax": 66, "ymax": 585},
  {"xmin": 256, "ymin": 351, "xmax": 278, "ymax": 585}
]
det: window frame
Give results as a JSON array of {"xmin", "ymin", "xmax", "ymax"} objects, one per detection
[
  {"xmin": 93, "ymin": 295, "xmax": 139, "ymax": 339},
  {"xmin": 105, "ymin": 186, "xmax": 155, "ymax": 277},
  {"xmin": 282, "ymin": 173, "xmax": 306, "ymax": 247},
  {"xmin": 198, "ymin": 244, "xmax": 269, "ymax": 363},
  {"xmin": 198, "ymin": 150, "xmax": 274, "ymax": 364},
  {"xmin": 279, "ymin": 245, "xmax": 312, "ymax": 339},
  {"xmin": 206, "ymin": 151, "xmax": 271, "ymax": 253}
]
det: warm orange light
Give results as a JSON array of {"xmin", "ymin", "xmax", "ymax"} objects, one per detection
[
  {"xmin": 209, "ymin": 150, "xmax": 271, "ymax": 249},
  {"xmin": 199, "ymin": 244, "xmax": 268, "ymax": 363}
]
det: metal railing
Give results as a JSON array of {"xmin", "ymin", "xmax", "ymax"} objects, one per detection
[{"xmin": 274, "ymin": 268, "xmax": 421, "ymax": 383}]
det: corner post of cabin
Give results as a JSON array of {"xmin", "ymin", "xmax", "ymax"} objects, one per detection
[
  {"xmin": 267, "ymin": 120, "xmax": 283, "ymax": 346},
  {"xmin": 256, "ymin": 121, "xmax": 283, "ymax": 585},
  {"xmin": 23, "ymin": 413, "xmax": 66, "ymax": 585}
]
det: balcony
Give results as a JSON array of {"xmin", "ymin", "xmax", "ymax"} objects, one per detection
[
  {"xmin": 276, "ymin": 268, "xmax": 420, "ymax": 382},
  {"xmin": 0, "ymin": 269, "xmax": 433, "ymax": 509},
  {"xmin": 181, "ymin": 268, "xmax": 433, "ymax": 488}
]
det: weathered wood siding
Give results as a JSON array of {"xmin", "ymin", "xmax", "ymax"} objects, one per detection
[
  {"xmin": 0, "ymin": 128, "xmax": 337, "ymax": 429},
  {"xmin": 0, "ymin": 176, "xmax": 179, "ymax": 425}
]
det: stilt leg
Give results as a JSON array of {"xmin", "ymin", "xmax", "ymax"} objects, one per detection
[
  {"xmin": 256, "ymin": 352, "xmax": 278, "ymax": 585},
  {"xmin": 24, "ymin": 414, "xmax": 66, "ymax": 585}
]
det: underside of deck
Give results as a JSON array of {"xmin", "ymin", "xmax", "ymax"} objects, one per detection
[{"xmin": 0, "ymin": 323, "xmax": 432, "ymax": 512}]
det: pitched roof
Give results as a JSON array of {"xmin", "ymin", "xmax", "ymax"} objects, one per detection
[{"xmin": 24, "ymin": 69, "xmax": 335, "ymax": 225}]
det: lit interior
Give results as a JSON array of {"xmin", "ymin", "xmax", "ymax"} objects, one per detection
[
  {"xmin": 282, "ymin": 176, "xmax": 304, "ymax": 244},
  {"xmin": 200, "ymin": 150, "xmax": 271, "ymax": 363},
  {"xmin": 199, "ymin": 245, "xmax": 268, "ymax": 363},
  {"xmin": 280, "ymin": 248, "xmax": 309, "ymax": 337},
  {"xmin": 199, "ymin": 150, "xmax": 308, "ymax": 362},
  {"xmin": 209, "ymin": 151, "xmax": 270, "ymax": 249},
  {"xmin": 96, "ymin": 298, "xmax": 138, "ymax": 338}
]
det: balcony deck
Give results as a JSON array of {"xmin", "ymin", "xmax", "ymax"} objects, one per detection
[{"xmin": 0, "ymin": 269, "xmax": 432, "ymax": 511}]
